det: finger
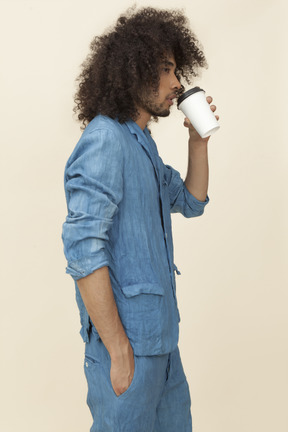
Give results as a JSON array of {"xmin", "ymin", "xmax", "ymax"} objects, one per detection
[
  {"xmin": 184, "ymin": 120, "xmax": 195, "ymax": 131},
  {"xmin": 184, "ymin": 117, "xmax": 191, "ymax": 127}
]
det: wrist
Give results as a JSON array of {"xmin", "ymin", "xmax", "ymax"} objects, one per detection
[
  {"xmin": 188, "ymin": 142, "xmax": 208, "ymax": 161},
  {"xmin": 108, "ymin": 335, "xmax": 132, "ymax": 362},
  {"xmin": 188, "ymin": 136, "xmax": 208, "ymax": 148}
]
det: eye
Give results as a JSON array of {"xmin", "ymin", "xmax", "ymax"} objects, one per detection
[{"xmin": 163, "ymin": 67, "xmax": 170, "ymax": 73}]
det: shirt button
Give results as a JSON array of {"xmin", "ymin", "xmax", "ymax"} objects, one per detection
[
  {"xmin": 165, "ymin": 233, "xmax": 168, "ymax": 238},
  {"xmin": 85, "ymin": 362, "xmax": 88, "ymax": 368}
]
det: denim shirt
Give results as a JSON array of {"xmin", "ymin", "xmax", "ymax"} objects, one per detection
[{"xmin": 61, "ymin": 115, "xmax": 209, "ymax": 356}]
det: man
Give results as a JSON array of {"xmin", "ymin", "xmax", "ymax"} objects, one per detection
[{"xmin": 62, "ymin": 7, "xmax": 218, "ymax": 432}]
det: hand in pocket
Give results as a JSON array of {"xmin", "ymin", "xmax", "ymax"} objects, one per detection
[{"xmin": 110, "ymin": 341, "xmax": 135, "ymax": 397}]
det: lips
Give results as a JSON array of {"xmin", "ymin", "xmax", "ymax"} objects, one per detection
[{"xmin": 166, "ymin": 94, "xmax": 177, "ymax": 106}]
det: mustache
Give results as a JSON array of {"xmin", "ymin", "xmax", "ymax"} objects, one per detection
[
  {"xmin": 167, "ymin": 86, "xmax": 184, "ymax": 100},
  {"xmin": 176, "ymin": 86, "xmax": 185, "ymax": 97}
]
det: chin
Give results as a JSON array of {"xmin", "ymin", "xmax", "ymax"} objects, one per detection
[
  {"xmin": 159, "ymin": 110, "xmax": 170, "ymax": 117},
  {"xmin": 151, "ymin": 109, "xmax": 170, "ymax": 118}
]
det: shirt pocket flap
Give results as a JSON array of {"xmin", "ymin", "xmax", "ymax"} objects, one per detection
[{"xmin": 121, "ymin": 283, "xmax": 165, "ymax": 298}]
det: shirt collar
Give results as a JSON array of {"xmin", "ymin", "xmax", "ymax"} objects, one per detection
[
  {"xmin": 124, "ymin": 119, "xmax": 158, "ymax": 157},
  {"xmin": 124, "ymin": 119, "xmax": 148, "ymax": 143}
]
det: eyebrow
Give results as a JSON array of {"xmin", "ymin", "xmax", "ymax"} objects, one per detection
[{"xmin": 162, "ymin": 60, "xmax": 176, "ymax": 68}]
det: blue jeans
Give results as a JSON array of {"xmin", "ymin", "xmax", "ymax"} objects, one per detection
[{"xmin": 84, "ymin": 327, "xmax": 192, "ymax": 431}]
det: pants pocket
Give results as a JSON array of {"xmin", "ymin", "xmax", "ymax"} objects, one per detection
[{"xmin": 113, "ymin": 355, "xmax": 138, "ymax": 400}]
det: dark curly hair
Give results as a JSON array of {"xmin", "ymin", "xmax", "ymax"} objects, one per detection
[{"xmin": 74, "ymin": 6, "xmax": 208, "ymax": 128}]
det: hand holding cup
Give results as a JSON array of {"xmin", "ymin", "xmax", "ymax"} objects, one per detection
[{"xmin": 178, "ymin": 87, "xmax": 220, "ymax": 140}]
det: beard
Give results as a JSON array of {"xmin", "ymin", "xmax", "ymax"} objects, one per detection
[
  {"xmin": 137, "ymin": 90, "xmax": 171, "ymax": 118},
  {"xmin": 141, "ymin": 100, "xmax": 170, "ymax": 118}
]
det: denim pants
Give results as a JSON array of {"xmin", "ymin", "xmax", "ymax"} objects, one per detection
[{"xmin": 84, "ymin": 327, "xmax": 192, "ymax": 431}]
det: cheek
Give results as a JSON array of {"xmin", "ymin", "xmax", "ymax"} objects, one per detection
[
  {"xmin": 158, "ymin": 76, "xmax": 169, "ymax": 94},
  {"xmin": 158, "ymin": 85, "xmax": 168, "ymax": 101}
]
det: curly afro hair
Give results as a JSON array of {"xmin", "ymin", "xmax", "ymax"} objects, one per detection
[{"xmin": 74, "ymin": 6, "xmax": 208, "ymax": 128}]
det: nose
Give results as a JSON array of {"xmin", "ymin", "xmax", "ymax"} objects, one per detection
[{"xmin": 172, "ymin": 73, "xmax": 181, "ymax": 90}]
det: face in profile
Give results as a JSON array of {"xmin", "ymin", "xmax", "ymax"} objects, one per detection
[{"xmin": 137, "ymin": 55, "xmax": 182, "ymax": 119}]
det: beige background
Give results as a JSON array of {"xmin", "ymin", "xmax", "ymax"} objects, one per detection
[{"xmin": 1, "ymin": 0, "xmax": 287, "ymax": 431}]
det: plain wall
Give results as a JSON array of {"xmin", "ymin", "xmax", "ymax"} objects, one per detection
[{"xmin": 0, "ymin": 0, "xmax": 287, "ymax": 431}]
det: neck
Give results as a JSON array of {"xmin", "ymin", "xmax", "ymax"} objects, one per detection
[{"xmin": 135, "ymin": 108, "xmax": 151, "ymax": 130}]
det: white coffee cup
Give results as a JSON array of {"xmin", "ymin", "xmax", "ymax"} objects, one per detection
[{"xmin": 177, "ymin": 87, "xmax": 220, "ymax": 138}]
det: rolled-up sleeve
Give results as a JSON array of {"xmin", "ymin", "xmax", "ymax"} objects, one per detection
[
  {"xmin": 61, "ymin": 128, "xmax": 123, "ymax": 280},
  {"xmin": 164, "ymin": 164, "xmax": 209, "ymax": 217}
]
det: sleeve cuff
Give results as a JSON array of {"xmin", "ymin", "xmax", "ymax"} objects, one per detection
[
  {"xmin": 184, "ymin": 186, "xmax": 210, "ymax": 214},
  {"xmin": 65, "ymin": 252, "xmax": 110, "ymax": 281}
]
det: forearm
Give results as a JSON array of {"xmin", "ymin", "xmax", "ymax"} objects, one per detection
[
  {"xmin": 183, "ymin": 94, "xmax": 219, "ymax": 202},
  {"xmin": 77, "ymin": 266, "xmax": 130, "ymax": 361},
  {"xmin": 184, "ymin": 140, "xmax": 209, "ymax": 202}
]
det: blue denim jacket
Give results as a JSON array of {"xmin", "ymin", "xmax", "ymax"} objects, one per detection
[{"xmin": 62, "ymin": 115, "xmax": 209, "ymax": 355}]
